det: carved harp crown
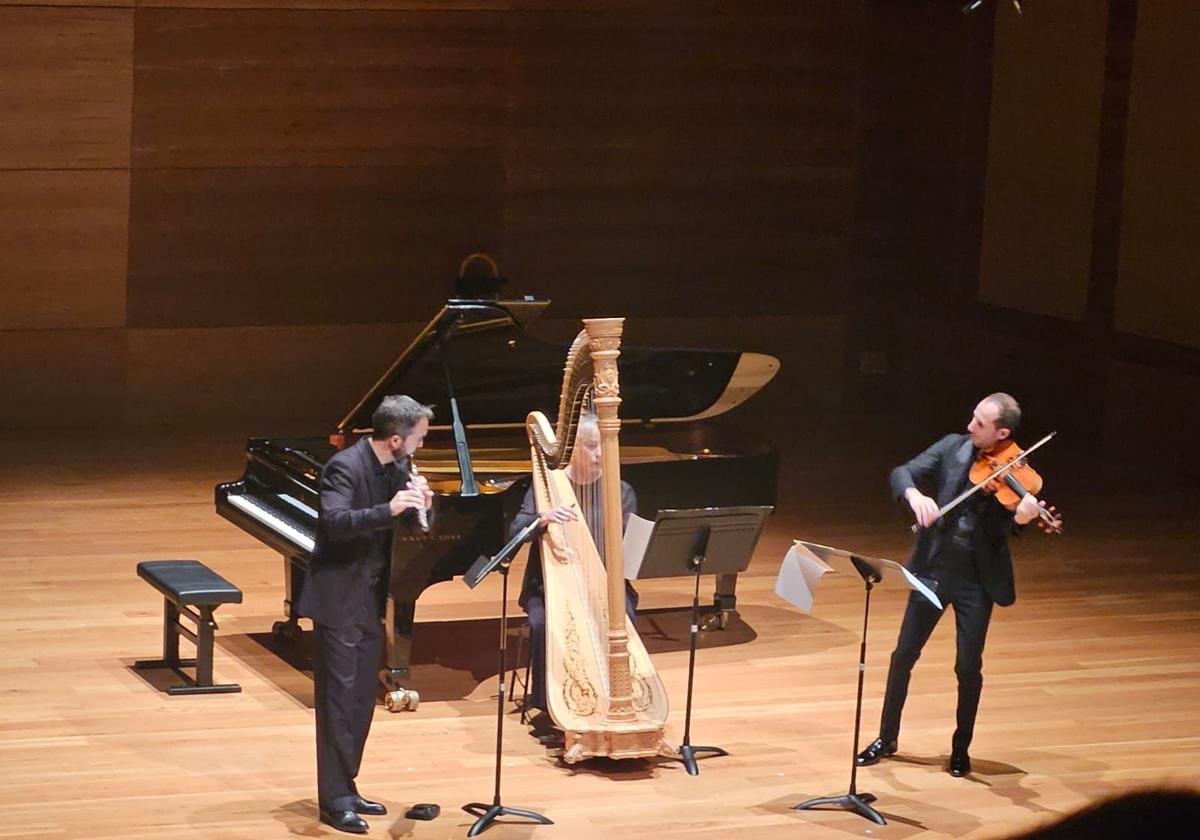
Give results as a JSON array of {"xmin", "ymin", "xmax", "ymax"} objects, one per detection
[{"xmin": 525, "ymin": 318, "xmax": 670, "ymax": 763}]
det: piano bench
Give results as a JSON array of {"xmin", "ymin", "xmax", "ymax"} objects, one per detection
[{"xmin": 134, "ymin": 560, "xmax": 243, "ymax": 696}]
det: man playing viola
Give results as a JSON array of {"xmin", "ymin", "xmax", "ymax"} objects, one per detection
[{"xmin": 856, "ymin": 393, "xmax": 1048, "ymax": 777}]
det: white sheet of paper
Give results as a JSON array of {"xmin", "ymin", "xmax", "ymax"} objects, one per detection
[
  {"xmin": 774, "ymin": 542, "xmax": 834, "ymax": 613},
  {"xmin": 784, "ymin": 540, "xmax": 943, "ymax": 612},
  {"xmin": 622, "ymin": 513, "xmax": 654, "ymax": 580},
  {"xmin": 893, "ymin": 563, "xmax": 942, "ymax": 610}
]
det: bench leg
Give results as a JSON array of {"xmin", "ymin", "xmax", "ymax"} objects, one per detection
[
  {"xmin": 166, "ymin": 605, "xmax": 240, "ymax": 695},
  {"xmin": 137, "ymin": 600, "xmax": 240, "ymax": 695},
  {"xmin": 135, "ymin": 598, "xmax": 196, "ymax": 670},
  {"xmin": 163, "ymin": 599, "xmax": 191, "ymax": 666}
]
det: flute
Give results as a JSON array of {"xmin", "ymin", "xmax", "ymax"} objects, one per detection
[{"xmin": 407, "ymin": 461, "xmax": 431, "ymax": 532}]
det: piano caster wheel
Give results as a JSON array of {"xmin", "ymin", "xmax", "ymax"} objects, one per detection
[
  {"xmin": 272, "ymin": 620, "xmax": 300, "ymax": 641},
  {"xmin": 385, "ymin": 689, "xmax": 420, "ymax": 712}
]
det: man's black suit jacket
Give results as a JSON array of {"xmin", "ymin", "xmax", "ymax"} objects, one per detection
[
  {"xmin": 298, "ymin": 437, "xmax": 413, "ymax": 628},
  {"xmin": 890, "ymin": 433, "xmax": 1019, "ymax": 607}
]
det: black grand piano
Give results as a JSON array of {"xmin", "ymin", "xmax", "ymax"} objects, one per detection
[{"xmin": 216, "ymin": 298, "xmax": 779, "ymax": 710}]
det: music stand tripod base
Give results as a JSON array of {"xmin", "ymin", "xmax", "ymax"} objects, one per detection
[
  {"xmin": 794, "ymin": 792, "xmax": 885, "ymax": 826},
  {"xmin": 679, "ymin": 744, "xmax": 729, "ymax": 777},
  {"xmin": 463, "ymin": 803, "xmax": 554, "ymax": 837}
]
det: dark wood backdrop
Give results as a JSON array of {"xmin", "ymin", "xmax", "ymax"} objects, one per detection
[{"xmin": 1, "ymin": 0, "xmax": 1196, "ymax": 484}]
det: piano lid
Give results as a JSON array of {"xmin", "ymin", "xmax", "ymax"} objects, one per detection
[{"xmin": 336, "ymin": 298, "xmax": 779, "ymax": 434}]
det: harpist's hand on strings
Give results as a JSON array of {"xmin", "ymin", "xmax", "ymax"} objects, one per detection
[
  {"xmin": 538, "ymin": 504, "xmax": 578, "ymax": 527},
  {"xmin": 905, "ymin": 487, "xmax": 940, "ymax": 528}
]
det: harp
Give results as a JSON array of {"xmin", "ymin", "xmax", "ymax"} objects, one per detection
[{"xmin": 525, "ymin": 318, "xmax": 671, "ymax": 762}]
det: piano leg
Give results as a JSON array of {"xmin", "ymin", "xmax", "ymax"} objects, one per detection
[
  {"xmin": 704, "ymin": 573, "xmax": 739, "ymax": 631},
  {"xmin": 273, "ymin": 554, "xmax": 306, "ymax": 642},
  {"xmin": 382, "ymin": 598, "xmax": 420, "ymax": 712}
]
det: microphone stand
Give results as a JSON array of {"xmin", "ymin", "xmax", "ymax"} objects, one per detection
[{"xmin": 462, "ymin": 520, "xmax": 553, "ymax": 837}]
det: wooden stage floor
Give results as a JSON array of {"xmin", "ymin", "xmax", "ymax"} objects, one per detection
[{"xmin": 1, "ymin": 430, "xmax": 1197, "ymax": 840}]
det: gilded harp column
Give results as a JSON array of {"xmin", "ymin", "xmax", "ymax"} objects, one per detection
[{"xmin": 582, "ymin": 317, "xmax": 637, "ymax": 724}]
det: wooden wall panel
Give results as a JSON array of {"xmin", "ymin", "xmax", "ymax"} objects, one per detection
[
  {"xmin": 0, "ymin": 7, "xmax": 132, "ymax": 169},
  {"xmin": 1116, "ymin": 0, "xmax": 1200, "ymax": 348},
  {"xmin": 977, "ymin": 0, "xmax": 1106, "ymax": 321},
  {"xmin": 124, "ymin": 323, "xmax": 416, "ymax": 427},
  {"xmin": 142, "ymin": 2, "xmax": 507, "ymax": 8},
  {"xmin": 132, "ymin": 8, "xmax": 507, "ymax": 168},
  {"xmin": 0, "ymin": 2, "xmax": 133, "ymax": 11},
  {"xmin": 503, "ymin": 4, "xmax": 860, "ymax": 318},
  {"xmin": 852, "ymin": 1, "xmax": 994, "ymax": 302},
  {"xmin": 126, "ymin": 160, "xmax": 504, "ymax": 328},
  {"xmin": 1103, "ymin": 361, "xmax": 1200, "ymax": 485},
  {"xmin": 0, "ymin": 330, "xmax": 126, "ymax": 429},
  {"xmin": 0, "ymin": 171, "xmax": 129, "ymax": 330}
]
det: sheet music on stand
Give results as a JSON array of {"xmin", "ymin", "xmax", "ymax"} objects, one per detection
[
  {"xmin": 622, "ymin": 509, "xmax": 770, "ymax": 582},
  {"xmin": 622, "ymin": 513, "xmax": 656, "ymax": 580},
  {"xmin": 776, "ymin": 540, "xmax": 942, "ymax": 613}
]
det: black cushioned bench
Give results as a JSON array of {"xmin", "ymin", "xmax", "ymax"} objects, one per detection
[{"xmin": 134, "ymin": 560, "xmax": 243, "ymax": 695}]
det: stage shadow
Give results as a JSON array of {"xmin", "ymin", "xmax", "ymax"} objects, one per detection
[
  {"xmin": 221, "ymin": 604, "xmax": 760, "ymax": 708},
  {"xmin": 553, "ymin": 755, "xmax": 662, "ymax": 782},
  {"xmin": 122, "ymin": 658, "xmax": 192, "ymax": 695},
  {"xmin": 635, "ymin": 606, "xmax": 758, "ymax": 653},
  {"xmin": 271, "ymin": 799, "xmax": 324, "ymax": 837},
  {"xmin": 753, "ymin": 792, "xmax": 929, "ymax": 835}
]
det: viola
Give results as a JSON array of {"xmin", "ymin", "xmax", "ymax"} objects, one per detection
[
  {"xmin": 911, "ymin": 431, "xmax": 1064, "ymax": 534},
  {"xmin": 970, "ymin": 440, "xmax": 1064, "ymax": 534}
]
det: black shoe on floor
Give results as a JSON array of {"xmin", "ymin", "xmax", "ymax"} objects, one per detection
[
  {"xmin": 319, "ymin": 809, "xmax": 368, "ymax": 834},
  {"xmin": 855, "ymin": 738, "xmax": 898, "ymax": 766},
  {"xmin": 352, "ymin": 796, "xmax": 387, "ymax": 816},
  {"xmin": 949, "ymin": 750, "xmax": 972, "ymax": 777}
]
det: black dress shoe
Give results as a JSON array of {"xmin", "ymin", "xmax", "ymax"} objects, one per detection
[
  {"xmin": 855, "ymin": 738, "xmax": 898, "ymax": 766},
  {"xmin": 352, "ymin": 796, "xmax": 387, "ymax": 816},
  {"xmin": 949, "ymin": 750, "xmax": 972, "ymax": 777},
  {"xmin": 319, "ymin": 809, "xmax": 368, "ymax": 834}
]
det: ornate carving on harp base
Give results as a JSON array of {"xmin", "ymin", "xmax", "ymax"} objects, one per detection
[
  {"xmin": 560, "ymin": 613, "xmax": 598, "ymax": 717},
  {"xmin": 561, "ymin": 726, "xmax": 675, "ymax": 765}
]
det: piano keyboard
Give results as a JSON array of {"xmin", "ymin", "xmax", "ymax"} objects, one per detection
[{"xmin": 226, "ymin": 493, "xmax": 316, "ymax": 553}]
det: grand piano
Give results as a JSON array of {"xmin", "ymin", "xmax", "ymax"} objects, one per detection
[{"xmin": 216, "ymin": 298, "xmax": 779, "ymax": 710}]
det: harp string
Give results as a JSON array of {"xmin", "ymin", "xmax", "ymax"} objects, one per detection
[{"xmin": 538, "ymin": 391, "xmax": 613, "ymax": 693}]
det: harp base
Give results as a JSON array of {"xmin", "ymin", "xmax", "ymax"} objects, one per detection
[{"xmin": 560, "ymin": 726, "xmax": 668, "ymax": 764}]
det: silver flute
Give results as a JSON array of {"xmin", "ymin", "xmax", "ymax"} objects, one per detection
[{"xmin": 408, "ymin": 461, "xmax": 430, "ymax": 532}]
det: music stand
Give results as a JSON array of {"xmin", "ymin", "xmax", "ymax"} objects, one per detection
[
  {"xmin": 460, "ymin": 520, "xmax": 553, "ymax": 836},
  {"xmin": 778, "ymin": 541, "xmax": 941, "ymax": 826},
  {"xmin": 626, "ymin": 506, "xmax": 772, "ymax": 775}
]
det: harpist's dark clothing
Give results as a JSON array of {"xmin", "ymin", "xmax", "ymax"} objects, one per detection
[
  {"xmin": 880, "ymin": 433, "xmax": 1021, "ymax": 753},
  {"xmin": 511, "ymin": 479, "xmax": 638, "ymax": 711}
]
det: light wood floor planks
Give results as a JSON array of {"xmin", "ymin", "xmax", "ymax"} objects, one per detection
[{"xmin": 1, "ymin": 430, "xmax": 1197, "ymax": 840}]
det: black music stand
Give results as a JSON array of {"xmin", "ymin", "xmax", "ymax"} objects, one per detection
[
  {"xmin": 627, "ymin": 506, "xmax": 772, "ymax": 776},
  {"xmin": 780, "ymin": 541, "xmax": 941, "ymax": 826},
  {"xmin": 461, "ymin": 520, "xmax": 553, "ymax": 837}
]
